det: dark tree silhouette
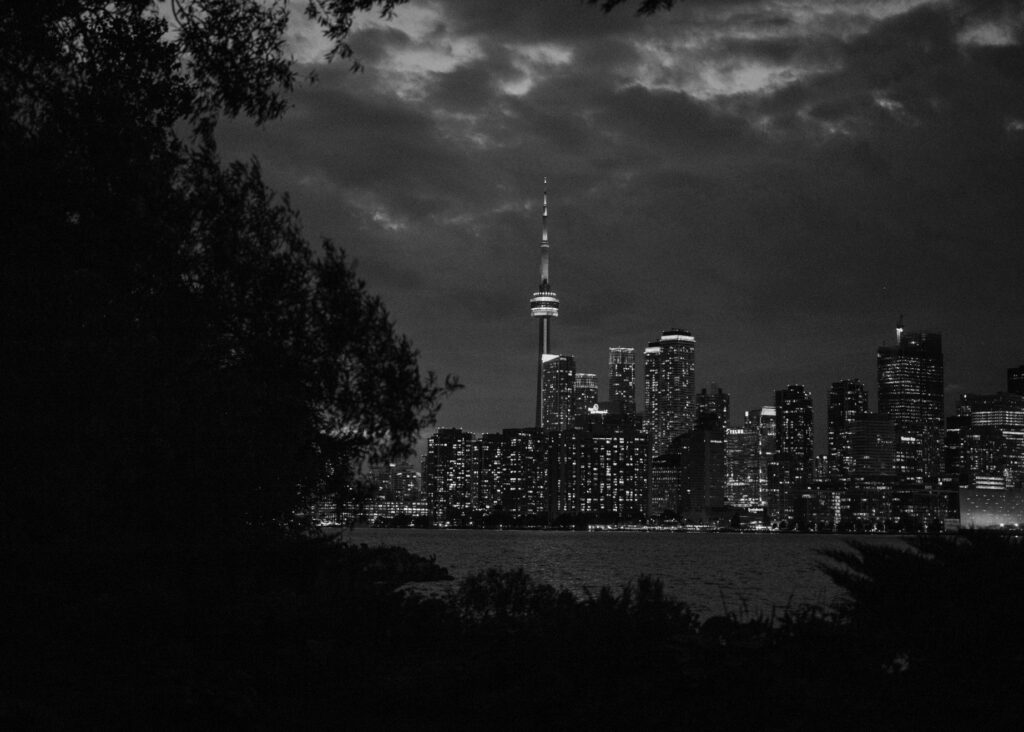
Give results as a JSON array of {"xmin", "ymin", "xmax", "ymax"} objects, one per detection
[{"xmin": 1, "ymin": 0, "xmax": 453, "ymax": 551}]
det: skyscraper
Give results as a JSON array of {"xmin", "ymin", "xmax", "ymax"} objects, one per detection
[
  {"xmin": 422, "ymin": 428, "xmax": 476, "ymax": 526},
  {"xmin": 850, "ymin": 414, "xmax": 896, "ymax": 478},
  {"xmin": 726, "ymin": 426, "xmax": 759, "ymax": 509},
  {"xmin": 775, "ymin": 385, "xmax": 815, "ymax": 488},
  {"xmin": 827, "ymin": 379, "xmax": 869, "ymax": 478},
  {"xmin": 643, "ymin": 329, "xmax": 696, "ymax": 457},
  {"xmin": 877, "ymin": 322, "xmax": 944, "ymax": 479},
  {"xmin": 682, "ymin": 413, "xmax": 727, "ymax": 519},
  {"xmin": 953, "ymin": 392, "xmax": 1024, "ymax": 490},
  {"xmin": 541, "ymin": 354, "xmax": 576, "ymax": 431},
  {"xmin": 529, "ymin": 179, "xmax": 559, "ymax": 428},
  {"xmin": 573, "ymin": 372, "xmax": 599, "ymax": 417},
  {"xmin": 608, "ymin": 347, "xmax": 636, "ymax": 414},
  {"xmin": 697, "ymin": 384, "xmax": 730, "ymax": 430},
  {"xmin": 744, "ymin": 406, "xmax": 777, "ymax": 508}
]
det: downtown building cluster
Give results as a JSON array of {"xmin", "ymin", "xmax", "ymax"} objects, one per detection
[{"xmin": 417, "ymin": 185, "xmax": 1024, "ymax": 530}]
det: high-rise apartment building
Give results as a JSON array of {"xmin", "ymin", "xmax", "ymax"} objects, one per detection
[
  {"xmin": 828, "ymin": 379, "xmax": 869, "ymax": 478},
  {"xmin": 573, "ymin": 372, "xmax": 599, "ymax": 418},
  {"xmin": 608, "ymin": 347, "xmax": 637, "ymax": 414},
  {"xmin": 541, "ymin": 354, "xmax": 576, "ymax": 431},
  {"xmin": 643, "ymin": 329, "xmax": 696, "ymax": 457},
  {"xmin": 581, "ymin": 411, "xmax": 650, "ymax": 521},
  {"xmin": 877, "ymin": 323, "xmax": 944, "ymax": 479},
  {"xmin": 697, "ymin": 384, "xmax": 730, "ymax": 430},
  {"xmin": 422, "ymin": 428, "xmax": 476, "ymax": 526}
]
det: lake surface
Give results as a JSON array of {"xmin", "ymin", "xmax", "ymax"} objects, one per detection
[{"xmin": 345, "ymin": 528, "xmax": 910, "ymax": 619}]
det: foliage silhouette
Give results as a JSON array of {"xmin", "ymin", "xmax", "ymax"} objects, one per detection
[{"xmin": 1, "ymin": 1, "xmax": 453, "ymax": 550}]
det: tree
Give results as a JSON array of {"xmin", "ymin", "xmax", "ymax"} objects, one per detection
[{"xmin": 1, "ymin": 0, "xmax": 453, "ymax": 550}]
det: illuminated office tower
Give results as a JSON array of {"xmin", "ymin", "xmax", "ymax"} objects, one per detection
[
  {"xmin": 608, "ymin": 347, "xmax": 637, "ymax": 413},
  {"xmin": 643, "ymin": 341, "xmax": 662, "ymax": 436},
  {"xmin": 422, "ymin": 428, "xmax": 476, "ymax": 526},
  {"xmin": 529, "ymin": 179, "xmax": 560, "ymax": 428},
  {"xmin": 643, "ymin": 329, "xmax": 696, "ymax": 457},
  {"xmin": 726, "ymin": 427, "xmax": 759, "ymax": 508},
  {"xmin": 573, "ymin": 372, "xmax": 599, "ymax": 418},
  {"xmin": 775, "ymin": 385, "xmax": 815, "ymax": 489},
  {"xmin": 877, "ymin": 321, "xmax": 944, "ymax": 479},
  {"xmin": 697, "ymin": 384, "xmax": 730, "ymax": 430},
  {"xmin": 744, "ymin": 406, "xmax": 777, "ymax": 507},
  {"xmin": 955, "ymin": 393, "xmax": 1024, "ymax": 490},
  {"xmin": 850, "ymin": 414, "xmax": 896, "ymax": 478},
  {"xmin": 541, "ymin": 354, "xmax": 576, "ymax": 431},
  {"xmin": 1009, "ymin": 366, "xmax": 1024, "ymax": 396},
  {"xmin": 828, "ymin": 379, "xmax": 869, "ymax": 478}
]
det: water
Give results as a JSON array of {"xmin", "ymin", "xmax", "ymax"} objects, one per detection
[{"xmin": 345, "ymin": 528, "xmax": 909, "ymax": 618}]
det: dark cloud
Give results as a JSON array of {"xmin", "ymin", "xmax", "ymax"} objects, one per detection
[{"xmin": 218, "ymin": 0, "xmax": 1024, "ymax": 454}]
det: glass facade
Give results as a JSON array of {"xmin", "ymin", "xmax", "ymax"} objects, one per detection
[
  {"xmin": 644, "ymin": 329, "xmax": 696, "ymax": 458},
  {"xmin": 877, "ymin": 329, "xmax": 944, "ymax": 479},
  {"xmin": 541, "ymin": 354, "xmax": 577, "ymax": 431},
  {"xmin": 827, "ymin": 379, "xmax": 869, "ymax": 478},
  {"xmin": 608, "ymin": 347, "xmax": 636, "ymax": 414}
]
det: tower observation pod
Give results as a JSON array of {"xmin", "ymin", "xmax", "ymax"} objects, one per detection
[{"xmin": 531, "ymin": 179, "xmax": 560, "ymax": 427}]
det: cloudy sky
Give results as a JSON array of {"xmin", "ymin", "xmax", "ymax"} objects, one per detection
[{"xmin": 219, "ymin": 0, "xmax": 1024, "ymax": 454}]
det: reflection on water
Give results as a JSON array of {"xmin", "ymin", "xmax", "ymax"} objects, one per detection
[{"xmin": 345, "ymin": 528, "xmax": 908, "ymax": 618}]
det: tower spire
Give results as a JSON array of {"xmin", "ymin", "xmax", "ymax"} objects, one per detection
[
  {"xmin": 530, "ymin": 177, "xmax": 560, "ymax": 428},
  {"xmin": 540, "ymin": 177, "xmax": 550, "ymax": 288}
]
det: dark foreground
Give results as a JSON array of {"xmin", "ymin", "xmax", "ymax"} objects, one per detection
[{"xmin": 4, "ymin": 534, "xmax": 1024, "ymax": 729}]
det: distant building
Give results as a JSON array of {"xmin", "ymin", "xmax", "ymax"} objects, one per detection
[
  {"xmin": 573, "ymin": 372, "xmax": 599, "ymax": 418},
  {"xmin": 828, "ymin": 379, "xmax": 869, "ymax": 478},
  {"xmin": 769, "ymin": 386, "xmax": 814, "ymax": 521},
  {"xmin": 952, "ymin": 393, "xmax": 1024, "ymax": 491},
  {"xmin": 744, "ymin": 406, "xmax": 777, "ymax": 509},
  {"xmin": 608, "ymin": 347, "xmax": 637, "ymax": 414},
  {"xmin": 650, "ymin": 452, "xmax": 685, "ymax": 517},
  {"xmin": 644, "ymin": 329, "xmax": 696, "ymax": 457},
  {"xmin": 725, "ymin": 427, "xmax": 759, "ymax": 509},
  {"xmin": 1009, "ymin": 365, "xmax": 1024, "ymax": 396},
  {"xmin": 422, "ymin": 428, "xmax": 476, "ymax": 526},
  {"xmin": 581, "ymin": 410, "xmax": 650, "ymax": 521},
  {"xmin": 775, "ymin": 385, "xmax": 815, "ymax": 488},
  {"xmin": 529, "ymin": 182, "xmax": 560, "ymax": 428},
  {"xmin": 470, "ymin": 433, "xmax": 504, "ymax": 516},
  {"xmin": 850, "ymin": 413, "xmax": 896, "ymax": 479},
  {"xmin": 541, "ymin": 354, "xmax": 576, "ymax": 431},
  {"xmin": 960, "ymin": 489, "xmax": 1024, "ymax": 528},
  {"xmin": 499, "ymin": 428, "xmax": 552, "ymax": 519},
  {"xmin": 877, "ymin": 322, "xmax": 944, "ymax": 480},
  {"xmin": 697, "ymin": 384, "xmax": 730, "ymax": 430},
  {"xmin": 682, "ymin": 414, "xmax": 726, "ymax": 520}
]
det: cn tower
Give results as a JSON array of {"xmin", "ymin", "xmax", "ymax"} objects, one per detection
[{"xmin": 530, "ymin": 178, "xmax": 559, "ymax": 428}]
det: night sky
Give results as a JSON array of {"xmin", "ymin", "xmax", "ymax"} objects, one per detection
[{"xmin": 217, "ymin": 0, "xmax": 1024, "ymax": 455}]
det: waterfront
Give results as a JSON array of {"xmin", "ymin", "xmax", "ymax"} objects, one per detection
[{"xmin": 342, "ymin": 528, "xmax": 909, "ymax": 618}]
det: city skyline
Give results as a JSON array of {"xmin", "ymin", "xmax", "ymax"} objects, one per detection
[{"xmin": 216, "ymin": 1, "xmax": 1024, "ymax": 454}]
